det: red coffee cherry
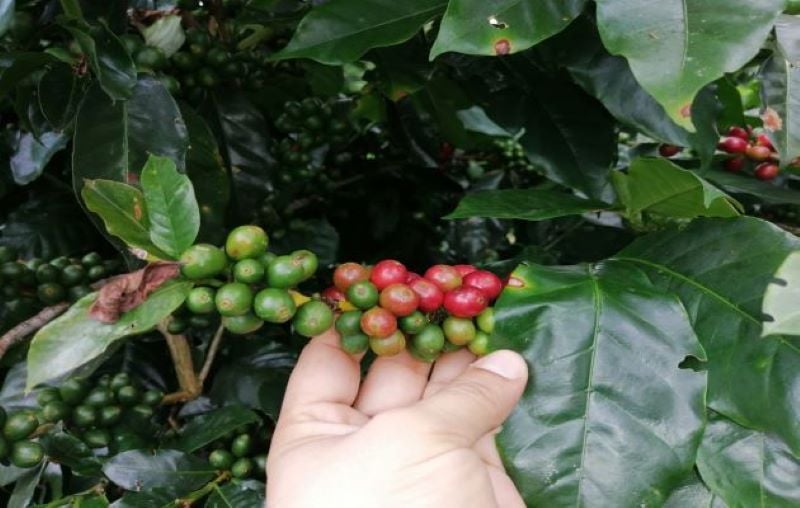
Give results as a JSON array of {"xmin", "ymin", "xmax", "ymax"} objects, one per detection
[
  {"xmin": 370, "ymin": 259, "xmax": 408, "ymax": 290},
  {"xmin": 724, "ymin": 156, "xmax": 745, "ymax": 173},
  {"xmin": 658, "ymin": 144, "xmax": 681, "ymax": 157},
  {"xmin": 379, "ymin": 283, "xmax": 419, "ymax": 317},
  {"xmin": 321, "ymin": 286, "xmax": 346, "ymax": 303},
  {"xmin": 408, "ymin": 277, "xmax": 444, "ymax": 313},
  {"xmin": 360, "ymin": 307, "xmax": 398, "ymax": 338},
  {"xmin": 727, "ymin": 126, "xmax": 750, "ymax": 140},
  {"xmin": 717, "ymin": 137, "xmax": 748, "ymax": 154},
  {"xmin": 405, "ymin": 271, "xmax": 422, "ymax": 283},
  {"xmin": 462, "ymin": 270, "xmax": 504, "ymax": 300},
  {"xmin": 745, "ymin": 144, "xmax": 771, "ymax": 162},
  {"xmin": 443, "ymin": 286, "xmax": 488, "ymax": 318},
  {"xmin": 333, "ymin": 262, "xmax": 370, "ymax": 292},
  {"xmin": 756, "ymin": 133, "xmax": 775, "ymax": 151},
  {"xmin": 424, "ymin": 265, "xmax": 462, "ymax": 292},
  {"xmin": 755, "ymin": 162, "xmax": 779, "ymax": 181}
]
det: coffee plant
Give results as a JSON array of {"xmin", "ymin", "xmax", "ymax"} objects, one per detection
[{"xmin": 1, "ymin": 0, "xmax": 800, "ymax": 506}]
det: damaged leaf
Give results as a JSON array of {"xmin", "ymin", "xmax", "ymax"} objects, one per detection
[{"xmin": 90, "ymin": 262, "xmax": 182, "ymax": 323}]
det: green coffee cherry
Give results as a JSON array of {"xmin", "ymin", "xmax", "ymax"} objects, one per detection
[
  {"xmin": 215, "ymin": 283, "xmax": 253, "ymax": 317},
  {"xmin": 340, "ymin": 333, "xmax": 369, "ymax": 355},
  {"xmin": 187, "ymin": 287, "xmax": 217, "ymax": 314},
  {"xmin": 83, "ymin": 428, "xmax": 111, "ymax": 449},
  {"xmin": 42, "ymin": 401, "xmax": 70, "ymax": 423},
  {"xmin": 253, "ymin": 288, "xmax": 296, "ymax": 323},
  {"xmin": 209, "ymin": 449, "xmax": 234, "ymax": 469},
  {"xmin": 293, "ymin": 301, "xmax": 334, "ymax": 338},
  {"xmin": 3, "ymin": 412, "xmax": 39, "ymax": 441},
  {"xmin": 233, "ymin": 259, "xmax": 265, "ymax": 284},
  {"xmin": 142, "ymin": 390, "xmax": 164, "ymax": 407},
  {"xmin": 116, "ymin": 385, "xmax": 141, "ymax": 406},
  {"xmin": 10, "ymin": 440, "xmax": 44, "ymax": 468},
  {"xmin": 36, "ymin": 387, "xmax": 62, "ymax": 406},
  {"xmin": 71, "ymin": 405, "xmax": 97, "ymax": 428},
  {"xmin": 335, "ymin": 311, "xmax": 363, "ymax": 336},
  {"xmin": 230, "ymin": 457, "xmax": 254, "ymax": 478},
  {"xmin": 60, "ymin": 379, "xmax": 90, "ymax": 405},
  {"xmin": 231, "ymin": 433, "xmax": 253, "ymax": 457}
]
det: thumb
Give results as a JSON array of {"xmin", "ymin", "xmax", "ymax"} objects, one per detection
[{"xmin": 413, "ymin": 350, "xmax": 528, "ymax": 446}]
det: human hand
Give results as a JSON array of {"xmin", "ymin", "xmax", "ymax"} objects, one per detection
[{"xmin": 266, "ymin": 328, "xmax": 528, "ymax": 508}]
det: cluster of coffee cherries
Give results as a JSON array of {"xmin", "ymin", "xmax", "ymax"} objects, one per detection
[
  {"xmin": 494, "ymin": 138, "xmax": 537, "ymax": 173},
  {"xmin": 660, "ymin": 126, "xmax": 782, "ymax": 181},
  {"xmin": 323, "ymin": 261, "xmax": 502, "ymax": 360},
  {"xmin": 0, "ymin": 406, "xmax": 45, "ymax": 469},
  {"xmin": 0, "ymin": 247, "xmax": 121, "ymax": 328},
  {"xmin": 176, "ymin": 225, "xmax": 334, "ymax": 338},
  {"xmin": 121, "ymin": 26, "xmax": 274, "ymax": 102},
  {"xmin": 35, "ymin": 373, "xmax": 163, "ymax": 453},
  {"xmin": 205, "ymin": 425, "xmax": 268, "ymax": 480},
  {"xmin": 273, "ymin": 98, "xmax": 353, "ymax": 178},
  {"xmin": 716, "ymin": 126, "xmax": 780, "ymax": 180}
]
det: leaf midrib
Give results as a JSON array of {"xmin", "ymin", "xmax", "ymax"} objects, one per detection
[{"xmin": 612, "ymin": 256, "xmax": 800, "ymax": 356}]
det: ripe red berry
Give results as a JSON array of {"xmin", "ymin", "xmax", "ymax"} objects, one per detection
[
  {"xmin": 379, "ymin": 283, "xmax": 419, "ymax": 317},
  {"xmin": 718, "ymin": 137, "xmax": 748, "ymax": 154},
  {"xmin": 658, "ymin": 144, "xmax": 681, "ymax": 157},
  {"xmin": 453, "ymin": 264, "xmax": 478, "ymax": 277},
  {"xmin": 756, "ymin": 133, "xmax": 775, "ymax": 151},
  {"xmin": 360, "ymin": 307, "xmax": 397, "ymax": 338},
  {"xmin": 724, "ymin": 156, "xmax": 745, "ymax": 173},
  {"xmin": 443, "ymin": 286, "xmax": 488, "ymax": 318},
  {"xmin": 405, "ymin": 272, "xmax": 422, "ymax": 284},
  {"xmin": 727, "ymin": 126, "xmax": 749, "ymax": 140},
  {"xmin": 321, "ymin": 286, "xmax": 345, "ymax": 303},
  {"xmin": 424, "ymin": 265, "xmax": 462, "ymax": 292},
  {"xmin": 755, "ymin": 163, "xmax": 779, "ymax": 181},
  {"xmin": 745, "ymin": 144, "xmax": 771, "ymax": 162},
  {"xmin": 462, "ymin": 270, "xmax": 504, "ymax": 300},
  {"xmin": 333, "ymin": 263, "xmax": 370, "ymax": 292},
  {"xmin": 370, "ymin": 260, "xmax": 408, "ymax": 290},
  {"xmin": 408, "ymin": 277, "xmax": 444, "ymax": 313}
]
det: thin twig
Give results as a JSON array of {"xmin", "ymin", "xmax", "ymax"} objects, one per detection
[
  {"xmin": 0, "ymin": 303, "xmax": 70, "ymax": 360},
  {"xmin": 199, "ymin": 324, "xmax": 225, "ymax": 384}
]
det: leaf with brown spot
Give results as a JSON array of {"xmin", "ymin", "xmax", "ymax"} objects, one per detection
[
  {"xmin": 90, "ymin": 262, "xmax": 181, "ymax": 323},
  {"xmin": 81, "ymin": 179, "xmax": 171, "ymax": 260}
]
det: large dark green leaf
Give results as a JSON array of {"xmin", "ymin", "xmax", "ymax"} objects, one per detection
[
  {"xmin": 102, "ymin": 449, "xmax": 214, "ymax": 494},
  {"xmin": 554, "ymin": 20, "xmax": 691, "ymax": 147},
  {"xmin": 706, "ymin": 170, "xmax": 800, "ymax": 205},
  {"xmin": 0, "ymin": 192, "xmax": 103, "ymax": 259},
  {"xmin": 9, "ymin": 131, "xmax": 69, "ymax": 185},
  {"xmin": 486, "ymin": 74, "xmax": 616, "ymax": 200},
  {"xmin": 613, "ymin": 158, "xmax": 740, "ymax": 219},
  {"xmin": 140, "ymin": 154, "xmax": 200, "ymax": 259},
  {"xmin": 760, "ymin": 15, "xmax": 800, "ymax": 167},
  {"xmin": 762, "ymin": 251, "xmax": 800, "ymax": 338},
  {"xmin": 113, "ymin": 488, "xmax": 176, "ymax": 508},
  {"xmin": 0, "ymin": 52, "xmax": 55, "ymax": 97},
  {"xmin": 430, "ymin": 0, "xmax": 586, "ymax": 58},
  {"xmin": 66, "ymin": 23, "xmax": 136, "ymax": 100},
  {"xmin": 72, "ymin": 77, "xmax": 188, "ymax": 185},
  {"xmin": 39, "ymin": 428, "xmax": 103, "ymax": 476},
  {"xmin": 26, "ymin": 281, "xmax": 192, "ymax": 390},
  {"xmin": 206, "ymin": 480, "xmax": 266, "ymax": 508},
  {"xmin": 81, "ymin": 179, "xmax": 171, "ymax": 260},
  {"xmin": 491, "ymin": 262, "xmax": 707, "ymax": 507},
  {"xmin": 207, "ymin": 92, "xmax": 272, "ymax": 174},
  {"xmin": 180, "ymin": 105, "xmax": 230, "ymax": 244},
  {"xmin": 445, "ymin": 189, "xmax": 608, "ymax": 221},
  {"xmin": 595, "ymin": 0, "xmax": 783, "ymax": 130},
  {"xmin": 174, "ymin": 406, "xmax": 260, "ymax": 453},
  {"xmin": 615, "ymin": 217, "xmax": 800, "ymax": 454},
  {"xmin": 273, "ymin": 0, "xmax": 447, "ymax": 65},
  {"xmin": 37, "ymin": 63, "xmax": 83, "ymax": 130},
  {"xmin": 209, "ymin": 341, "xmax": 296, "ymax": 418},
  {"xmin": 269, "ymin": 218, "xmax": 340, "ymax": 267},
  {"xmin": 697, "ymin": 412, "xmax": 800, "ymax": 507}
]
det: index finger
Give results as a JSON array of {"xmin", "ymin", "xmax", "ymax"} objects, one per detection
[{"xmin": 279, "ymin": 328, "xmax": 362, "ymax": 415}]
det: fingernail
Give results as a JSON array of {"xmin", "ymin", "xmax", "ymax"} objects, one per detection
[{"xmin": 472, "ymin": 350, "xmax": 527, "ymax": 380}]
